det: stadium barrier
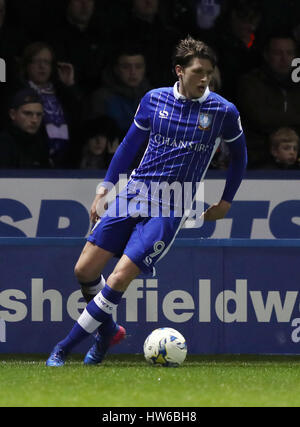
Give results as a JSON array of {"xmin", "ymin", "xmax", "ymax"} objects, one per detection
[
  {"xmin": 1, "ymin": 169, "xmax": 300, "ymax": 239},
  {"xmin": 1, "ymin": 237, "xmax": 300, "ymax": 355}
]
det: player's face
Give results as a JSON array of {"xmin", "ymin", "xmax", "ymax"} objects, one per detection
[
  {"xmin": 27, "ymin": 48, "xmax": 53, "ymax": 86},
  {"xmin": 176, "ymin": 57, "xmax": 214, "ymax": 99},
  {"xmin": 9, "ymin": 103, "xmax": 43, "ymax": 135},
  {"xmin": 116, "ymin": 54, "xmax": 146, "ymax": 88},
  {"xmin": 273, "ymin": 142, "xmax": 298, "ymax": 165},
  {"xmin": 265, "ymin": 39, "xmax": 296, "ymax": 76}
]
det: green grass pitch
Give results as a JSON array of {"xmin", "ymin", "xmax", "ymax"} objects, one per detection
[{"xmin": 1, "ymin": 354, "xmax": 300, "ymax": 407}]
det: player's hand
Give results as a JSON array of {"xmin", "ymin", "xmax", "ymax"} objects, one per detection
[
  {"xmin": 202, "ymin": 200, "xmax": 231, "ymax": 221},
  {"xmin": 90, "ymin": 187, "xmax": 108, "ymax": 224}
]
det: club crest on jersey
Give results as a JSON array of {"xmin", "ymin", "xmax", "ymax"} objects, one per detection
[{"xmin": 198, "ymin": 113, "xmax": 213, "ymax": 130}]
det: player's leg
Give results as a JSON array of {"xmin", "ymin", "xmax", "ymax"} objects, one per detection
[
  {"xmin": 74, "ymin": 253, "xmax": 140, "ymax": 349},
  {"xmin": 46, "ymin": 254, "xmax": 140, "ymax": 366},
  {"xmin": 46, "ymin": 242, "xmax": 114, "ymax": 367},
  {"xmin": 75, "ymin": 189, "xmax": 136, "ymax": 303},
  {"xmin": 74, "ymin": 216, "xmax": 139, "ymax": 360},
  {"xmin": 46, "ymin": 201, "xmax": 139, "ymax": 366},
  {"xmin": 82, "ymin": 216, "xmax": 183, "ymax": 365},
  {"xmin": 82, "ymin": 254, "xmax": 140, "ymax": 364},
  {"xmin": 106, "ymin": 254, "xmax": 141, "ymax": 292},
  {"xmin": 82, "ymin": 215, "xmax": 183, "ymax": 347},
  {"xmin": 74, "ymin": 241, "xmax": 113, "ymax": 303}
]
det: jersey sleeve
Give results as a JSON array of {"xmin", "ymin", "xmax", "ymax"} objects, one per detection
[
  {"xmin": 134, "ymin": 91, "xmax": 151, "ymax": 131},
  {"xmin": 221, "ymin": 133, "xmax": 248, "ymax": 203},
  {"xmin": 101, "ymin": 121, "xmax": 149, "ymax": 187},
  {"xmin": 222, "ymin": 103, "xmax": 243, "ymax": 143}
]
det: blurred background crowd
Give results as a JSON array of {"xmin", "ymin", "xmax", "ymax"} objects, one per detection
[{"xmin": 0, "ymin": 0, "xmax": 300, "ymax": 171}]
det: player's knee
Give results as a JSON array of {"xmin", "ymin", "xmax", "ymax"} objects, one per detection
[
  {"xmin": 107, "ymin": 270, "xmax": 130, "ymax": 292},
  {"xmin": 74, "ymin": 264, "xmax": 90, "ymax": 283},
  {"xmin": 108, "ymin": 270, "xmax": 124, "ymax": 287}
]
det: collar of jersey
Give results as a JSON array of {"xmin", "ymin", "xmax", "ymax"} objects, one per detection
[{"xmin": 173, "ymin": 82, "xmax": 210, "ymax": 103}]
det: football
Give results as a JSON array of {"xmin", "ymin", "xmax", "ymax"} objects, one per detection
[{"xmin": 143, "ymin": 327, "xmax": 187, "ymax": 367}]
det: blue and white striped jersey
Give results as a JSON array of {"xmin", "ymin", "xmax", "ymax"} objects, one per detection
[{"xmin": 127, "ymin": 82, "xmax": 243, "ymax": 202}]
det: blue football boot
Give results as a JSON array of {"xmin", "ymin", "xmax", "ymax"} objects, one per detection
[
  {"xmin": 46, "ymin": 344, "xmax": 67, "ymax": 367},
  {"xmin": 84, "ymin": 325, "xmax": 126, "ymax": 365}
]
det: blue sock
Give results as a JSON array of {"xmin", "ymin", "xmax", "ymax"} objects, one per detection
[
  {"xmin": 93, "ymin": 284, "xmax": 123, "ymax": 336},
  {"xmin": 80, "ymin": 275, "xmax": 105, "ymax": 303},
  {"xmin": 98, "ymin": 315, "xmax": 118, "ymax": 338},
  {"xmin": 58, "ymin": 323, "xmax": 89, "ymax": 353},
  {"xmin": 58, "ymin": 284, "xmax": 123, "ymax": 353}
]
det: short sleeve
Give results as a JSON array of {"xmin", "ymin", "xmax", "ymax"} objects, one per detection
[
  {"xmin": 134, "ymin": 91, "xmax": 151, "ymax": 131},
  {"xmin": 222, "ymin": 103, "xmax": 244, "ymax": 143}
]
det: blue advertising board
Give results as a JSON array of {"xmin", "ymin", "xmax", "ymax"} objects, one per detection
[
  {"xmin": 0, "ymin": 170, "xmax": 300, "ymax": 240},
  {"xmin": 1, "ymin": 238, "xmax": 300, "ymax": 355}
]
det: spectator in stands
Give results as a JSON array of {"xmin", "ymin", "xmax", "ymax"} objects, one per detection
[
  {"xmin": 84, "ymin": 44, "xmax": 151, "ymax": 137},
  {"xmin": 195, "ymin": 0, "xmax": 224, "ymax": 31},
  {"xmin": 0, "ymin": 88, "xmax": 49, "ymax": 168},
  {"xmin": 47, "ymin": 0, "xmax": 108, "ymax": 94},
  {"xmin": 18, "ymin": 42, "xmax": 82, "ymax": 168},
  {"xmin": 80, "ymin": 116, "xmax": 120, "ymax": 169},
  {"xmin": 263, "ymin": 127, "xmax": 300, "ymax": 170},
  {"xmin": 254, "ymin": 0, "xmax": 300, "ymax": 48},
  {"xmin": 209, "ymin": 0, "xmax": 262, "ymax": 102},
  {"xmin": 237, "ymin": 33, "xmax": 300, "ymax": 168},
  {"xmin": 165, "ymin": 0, "xmax": 226, "ymax": 39},
  {"xmin": 112, "ymin": 0, "xmax": 181, "ymax": 87}
]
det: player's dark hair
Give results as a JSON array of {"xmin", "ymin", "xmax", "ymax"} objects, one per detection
[{"xmin": 172, "ymin": 36, "xmax": 217, "ymax": 69}]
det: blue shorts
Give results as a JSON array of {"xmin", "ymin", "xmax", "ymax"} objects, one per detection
[{"xmin": 87, "ymin": 191, "xmax": 184, "ymax": 275}]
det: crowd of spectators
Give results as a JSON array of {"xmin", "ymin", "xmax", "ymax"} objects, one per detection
[{"xmin": 0, "ymin": 0, "xmax": 300, "ymax": 170}]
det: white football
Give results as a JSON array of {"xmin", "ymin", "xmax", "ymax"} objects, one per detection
[{"xmin": 143, "ymin": 327, "xmax": 187, "ymax": 367}]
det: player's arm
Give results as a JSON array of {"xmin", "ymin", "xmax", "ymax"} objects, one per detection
[
  {"xmin": 204, "ymin": 104, "xmax": 247, "ymax": 221},
  {"xmin": 90, "ymin": 123, "xmax": 149, "ymax": 222},
  {"xmin": 203, "ymin": 199, "xmax": 231, "ymax": 221},
  {"xmin": 203, "ymin": 133, "xmax": 247, "ymax": 220},
  {"xmin": 103, "ymin": 123, "xmax": 149, "ymax": 186},
  {"xmin": 90, "ymin": 93, "xmax": 151, "ymax": 222}
]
